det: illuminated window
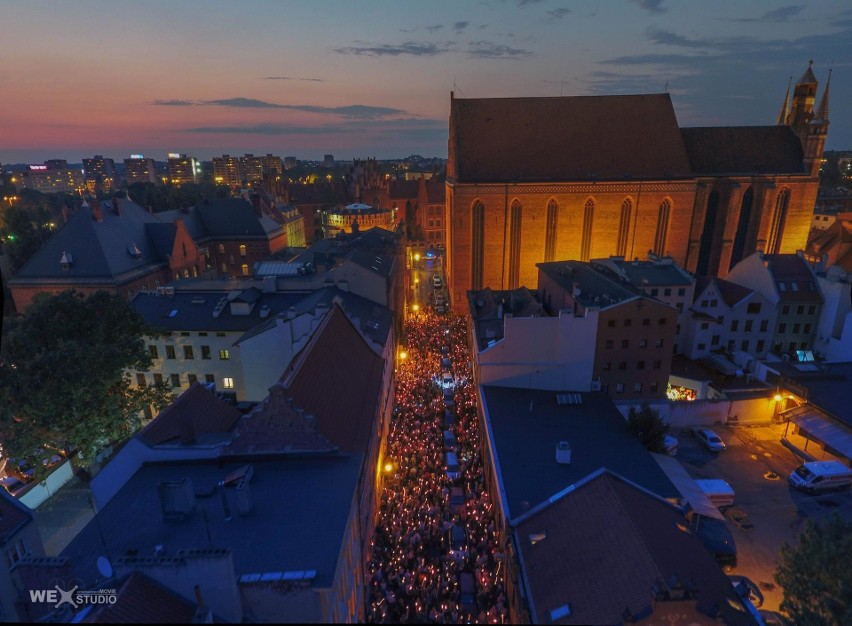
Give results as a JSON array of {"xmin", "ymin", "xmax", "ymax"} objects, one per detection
[
  {"xmin": 471, "ymin": 200, "xmax": 485, "ymax": 289},
  {"xmin": 183, "ymin": 346, "xmax": 194, "ymax": 359},
  {"xmin": 654, "ymin": 199, "xmax": 671, "ymax": 256},
  {"xmin": 581, "ymin": 198, "xmax": 594, "ymax": 262},
  {"xmin": 223, "ymin": 377, "xmax": 235, "ymax": 389},
  {"xmin": 617, "ymin": 198, "xmax": 632, "ymax": 257},
  {"xmin": 219, "ymin": 349, "xmax": 230, "ymax": 360},
  {"xmin": 166, "ymin": 345, "xmax": 176, "ymax": 360},
  {"xmin": 241, "ymin": 263, "xmax": 249, "ymax": 276},
  {"xmin": 508, "ymin": 199, "xmax": 522, "ymax": 289},
  {"xmin": 219, "ymin": 243, "xmax": 225, "ymax": 253},
  {"xmin": 544, "ymin": 199, "xmax": 558, "ymax": 262},
  {"xmin": 240, "ymin": 244, "xmax": 247, "ymax": 256}
]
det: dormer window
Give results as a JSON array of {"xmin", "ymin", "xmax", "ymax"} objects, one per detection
[
  {"xmin": 60, "ymin": 251, "xmax": 73, "ymax": 270},
  {"xmin": 127, "ymin": 243, "xmax": 142, "ymax": 259}
]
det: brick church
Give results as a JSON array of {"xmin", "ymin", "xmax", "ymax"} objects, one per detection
[{"xmin": 444, "ymin": 63, "xmax": 830, "ymax": 312}]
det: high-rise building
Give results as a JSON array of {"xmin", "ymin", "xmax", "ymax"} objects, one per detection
[
  {"xmin": 82, "ymin": 154, "xmax": 116, "ymax": 193},
  {"xmin": 19, "ymin": 161, "xmax": 85, "ymax": 194},
  {"xmin": 239, "ymin": 153, "xmax": 282, "ymax": 187},
  {"xmin": 212, "ymin": 154, "xmax": 242, "ymax": 189},
  {"xmin": 284, "ymin": 156, "xmax": 298, "ymax": 170},
  {"xmin": 444, "ymin": 63, "xmax": 830, "ymax": 312},
  {"xmin": 323, "ymin": 154, "xmax": 335, "ymax": 168},
  {"xmin": 167, "ymin": 153, "xmax": 201, "ymax": 186},
  {"xmin": 124, "ymin": 155, "xmax": 158, "ymax": 185}
]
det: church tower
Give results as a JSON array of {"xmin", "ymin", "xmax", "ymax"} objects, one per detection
[
  {"xmin": 803, "ymin": 69, "xmax": 831, "ymax": 178},
  {"xmin": 784, "ymin": 61, "xmax": 830, "ymax": 177},
  {"xmin": 787, "ymin": 61, "xmax": 818, "ymax": 130}
]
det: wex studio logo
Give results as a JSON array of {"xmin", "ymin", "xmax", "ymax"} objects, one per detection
[{"xmin": 29, "ymin": 579, "xmax": 116, "ymax": 609}]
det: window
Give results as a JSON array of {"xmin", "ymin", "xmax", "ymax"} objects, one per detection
[
  {"xmin": 756, "ymin": 340, "xmax": 765, "ymax": 352},
  {"xmin": 745, "ymin": 320, "xmax": 753, "ymax": 332},
  {"xmin": 633, "ymin": 382, "xmax": 643, "ymax": 393},
  {"xmin": 658, "ymin": 318, "xmax": 667, "ymax": 325},
  {"xmin": 5, "ymin": 539, "xmax": 28, "ymax": 568},
  {"xmin": 221, "ymin": 262, "xmax": 227, "ymax": 273},
  {"xmin": 616, "ymin": 383, "xmax": 625, "ymax": 393},
  {"xmin": 607, "ymin": 320, "xmax": 616, "ymax": 327},
  {"xmin": 218, "ymin": 243, "xmax": 225, "ymax": 253},
  {"xmin": 637, "ymin": 360, "xmax": 645, "ymax": 370},
  {"xmin": 153, "ymin": 373, "xmax": 164, "ymax": 385},
  {"xmin": 184, "ymin": 346, "xmax": 194, "ymax": 359},
  {"xmin": 198, "ymin": 332, "xmax": 208, "ymax": 336},
  {"xmin": 618, "ymin": 362, "xmax": 627, "ymax": 370},
  {"xmin": 216, "ymin": 332, "xmax": 226, "ymax": 337},
  {"xmin": 789, "ymin": 342, "xmax": 797, "ymax": 352},
  {"xmin": 621, "ymin": 339, "xmax": 629, "ymax": 348},
  {"xmin": 136, "ymin": 373, "xmax": 146, "ymax": 387},
  {"xmin": 219, "ymin": 349, "xmax": 230, "ymax": 360},
  {"xmin": 603, "ymin": 362, "xmax": 612, "ymax": 371},
  {"xmin": 782, "ymin": 305, "xmax": 790, "ymax": 315},
  {"xmin": 710, "ymin": 299, "xmax": 718, "ymax": 307},
  {"xmin": 712, "ymin": 335, "xmax": 720, "ymax": 346},
  {"xmin": 741, "ymin": 340, "xmax": 749, "ymax": 351},
  {"xmin": 240, "ymin": 244, "xmax": 247, "ymax": 257},
  {"xmin": 166, "ymin": 345, "xmax": 176, "ymax": 359},
  {"xmin": 700, "ymin": 322, "xmax": 709, "ymax": 330},
  {"xmin": 205, "ymin": 374, "xmax": 215, "ymax": 383},
  {"xmin": 148, "ymin": 345, "xmax": 159, "ymax": 359},
  {"xmin": 804, "ymin": 323, "xmax": 812, "ymax": 333},
  {"xmin": 180, "ymin": 331, "xmax": 190, "ymax": 336},
  {"xmin": 808, "ymin": 305, "xmax": 816, "ymax": 315},
  {"xmin": 653, "ymin": 360, "xmax": 661, "ymax": 369},
  {"xmin": 701, "ymin": 300, "xmax": 709, "ymax": 307},
  {"xmin": 730, "ymin": 320, "xmax": 739, "ymax": 332},
  {"xmin": 793, "ymin": 323, "xmax": 801, "ymax": 334},
  {"xmin": 760, "ymin": 320, "xmax": 768, "ymax": 332},
  {"xmin": 223, "ymin": 377, "xmax": 235, "ymax": 389},
  {"xmin": 656, "ymin": 339, "xmax": 664, "ymax": 348},
  {"xmin": 698, "ymin": 343, "xmax": 706, "ymax": 350},
  {"xmin": 201, "ymin": 345, "xmax": 211, "ymax": 360},
  {"xmin": 747, "ymin": 302, "xmax": 761, "ymax": 314},
  {"xmin": 241, "ymin": 264, "xmax": 249, "ymax": 276},
  {"xmin": 791, "ymin": 282, "xmax": 799, "ymax": 292},
  {"xmin": 650, "ymin": 288, "xmax": 659, "ymax": 297},
  {"xmin": 678, "ymin": 288, "xmax": 685, "ymax": 296},
  {"xmin": 170, "ymin": 373, "xmax": 180, "ymax": 387},
  {"xmin": 650, "ymin": 382, "xmax": 659, "ymax": 393},
  {"xmin": 778, "ymin": 282, "xmax": 786, "ymax": 292},
  {"xmin": 639, "ymin": 339, "xmax": 648, "ymax": 348},
  {"xmin": 187, "ymin": 373, "xmax": 197, "ymax": 385},
  {"xmin": 676, "ymin": 302, "xmax": 683, "ymax": 311},
  {"xmin": 796, "ymin": 305, "xmax": 804, "ymax": 315},
  {"xmin": 779, "ymin": 323, "xmax": 787, "ymax": 333},
  {"xmin": 229, "ymin": 255, "xmax": 235, "ymax": 265},
  {"xmin": 664, "ymin": 288, "xmax": 671, "ymax": 296},
  {"xmin": 642, "ymin": 318, "xmax": 650, "ymax": 326}
]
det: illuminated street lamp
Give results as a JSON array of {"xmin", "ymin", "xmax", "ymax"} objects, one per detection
[
  {"xmin": 413, "ymin": 253, "xmax": 421, "ymax": 262},
  {"xmin": 399, "ymin": 350, "xmax": 408, "ymax": 361}
]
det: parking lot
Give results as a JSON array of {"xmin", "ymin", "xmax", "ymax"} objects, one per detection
[{"xmin": 673, "ymin": 423, "xmax": 852, "ymax": 612}]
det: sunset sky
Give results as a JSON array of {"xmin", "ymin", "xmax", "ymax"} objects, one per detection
[{"xmin": 2, "ymin": 0, "xmax": 850, "ymax": 163}]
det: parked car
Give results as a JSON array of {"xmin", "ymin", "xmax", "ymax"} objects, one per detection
[
  {"xmin": 432, "ymin": 275, "xmax": 443, "ymax": 288},
  {"xmin": 692, "ymin": 428, "xmax": 727, "ymax": 452},
  {"xmin": 0, "ymin": 475, "xmax": 28, "ymax": 496},
  {"xmin": 788, "ymin": 460, "xmax": 852, "ymax": 494},
  {"xmin": 728, "ymin": 575, "xmax": 764, "ymax": 608}
]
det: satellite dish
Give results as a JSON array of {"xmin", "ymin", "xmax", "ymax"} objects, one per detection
[{"xmin": 96, "ymin": 556, "xmax": 113, "ymax": 578}]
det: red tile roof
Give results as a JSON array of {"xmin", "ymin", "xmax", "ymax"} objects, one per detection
[
  {"xmin": 138, "ymin": 382, "xmax": 242, "ymax": 446},
  {"xmin": 515, "ymin": 471, "xmax": 756, "ymax": 625},
  {"xmin": 450, "ymin": 94, "xmax": 693, "ymax": 182},
  {"xmin": 764, "ymin": 254, "xmax": 824, "ymax": 303},
  {"xmin": 695, "ymin": 276, "xmax": 754, "ymax": 307},
  {"xmin": 681, "ymin": 126, "xmax": 806, "ymax": 175},
  {"xmin": 281, "ymin": 305, "xmax": 385, "ymax": 453},
  {"xmin": 83, "ymin": 571, "xmax": 198, "ymax": 623}
]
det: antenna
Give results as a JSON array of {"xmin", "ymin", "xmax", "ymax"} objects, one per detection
[{"xmin": 664, "ymin": 80, "xmax": 669, "ymax": 93}]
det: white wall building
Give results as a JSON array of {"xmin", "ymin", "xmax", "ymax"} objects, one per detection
[{"xmin": 814, "ymin": 267, "xmax": 852, "ymax": 361}]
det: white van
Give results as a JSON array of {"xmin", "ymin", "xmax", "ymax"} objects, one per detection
[
  {"xmin": 789, "ymin": 460, "xmax": 852, "ymax": 493},
  {"xmin": 695, "ymin": 479, "xmax": 736, "ymax": 508}
]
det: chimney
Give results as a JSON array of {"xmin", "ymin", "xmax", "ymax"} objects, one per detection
[
  {"xmin": 91, "ymin": 197, "xmax": 103, "ymax": 222},
  {"xmin": 555, "ymin": 441, "xmax": 572, "ymax": 464}
]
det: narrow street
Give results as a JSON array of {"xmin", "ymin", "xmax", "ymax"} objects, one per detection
[{"xmin": 366, "ymin": 307, "xmax": 507, "ymax": 624}]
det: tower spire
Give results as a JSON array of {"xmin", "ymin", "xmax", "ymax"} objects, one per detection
[
  {"xmin": 815, "ymin": 68, "xmax": 831, "ymax": 122},
  {"xmin": 777, "ymin": 76, "xmax": 792, "ymax": 125}
]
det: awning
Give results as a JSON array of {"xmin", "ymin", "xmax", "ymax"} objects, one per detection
[
  {"xmin": 791, "ymin": 409, "xmax": 852, "ymax": 462},
  {"xmin": 651, "ymin": 453, "xmax": 725, "ymax": 520}
]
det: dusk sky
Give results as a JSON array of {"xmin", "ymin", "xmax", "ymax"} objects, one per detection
[{"xmin": 3, "ymin": 0, "xmax": 850, "ymax": 163}]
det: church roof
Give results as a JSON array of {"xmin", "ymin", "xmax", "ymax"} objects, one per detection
[
  {"xmin": 450, "ymin": 94, "xmax": 693, "ymax": 183},
  {"xmin": 681, "ymin": 126, "xmax": 806, "ymax": 175}
]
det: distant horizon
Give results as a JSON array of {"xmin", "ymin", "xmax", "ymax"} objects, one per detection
[{"xmin": 4, "ymin": 1, "xmax": 851, "ymax": 164}]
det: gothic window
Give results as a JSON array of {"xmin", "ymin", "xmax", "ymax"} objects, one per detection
[
  {"xmin": 654, "ymin": 199, "xmax": 671, "ymax": 256},
  {"xmin": 767, "ymin": 189, "xmax": 789, "ymax": 254},
  {"xmin": 581, "ymin": 198, "xmax": 594, "ymax": 262},
  {"xmin": 730, "ymin": 187, "xmax": 753, "ymax": 270},
  {"xmin": 472, "ymin": 200, "xmax": 485, "ymax": 289},
  {"xmin": 696, "ymin": 190, "xmax": 719, "ymax": 276},
  {"xmin": 508, "ymin": 200, "xmax": 522, "ymax": 289},
  {"xmin": 544, "ymin": 198, "xmax": 558, "ymax": 262},
  {"xmin": 617, "ymin": 199, "xmax": 632, "ymax": 257}
]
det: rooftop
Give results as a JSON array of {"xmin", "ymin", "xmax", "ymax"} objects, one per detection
[
  {"xmin": 82, "ymin": 571, "xmax": 199, "ymax": 623},
  {"xmin": 537, "ymin": 261, "xmax": 640, "ymax": 310},
  {"xmin": 770, "ymin": 361, "xmax": 852, "ymax": 428},
  {"xmin": 694, "ymin": 276, "xmax": 754, "ymax": 308},
  {"xmin": 481, "ymin": 386, "xmax": 679, "ymax": 521},
  {"xmin": 0, "ymin": 489, "xmax": 33, "ymax": 545},
  {"xmin": 593, "ymin": 256, "xmax": 694, "ymax": 287},
  {"xmin": 467, "ymin": 287, "xmax": 544, "ymax": 350},
  {"xmin": 681, "ymin": 126, "xmax": 806, "ymax": 176},
  {"xmin": 515, "ymin": 470, "xmax": 757, "ymax": 626},
  {"xmin": 763, "ymin": 254, "xmax": 823, "ymax": 303},
  {"xmin": 451, "ymin": 94, "xmax": 693, "ymax": 182},
  {"xmin": 139, "ymin": 383, "xmax": 242, "ymax": 446},
  {"xmin": 62, "ymin": 455, "xmax": 363, "ymax": 588}
]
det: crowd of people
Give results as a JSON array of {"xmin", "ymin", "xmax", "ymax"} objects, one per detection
[{"xmin": 367, "ymin": 309, "xmax": 508, "ymax": 624}]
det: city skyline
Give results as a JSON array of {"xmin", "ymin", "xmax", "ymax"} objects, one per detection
[{"xmin": 3, "ymin": 0, "xmax": 851, "ymax": 163}]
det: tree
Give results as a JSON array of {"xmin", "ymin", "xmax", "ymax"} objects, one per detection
[
  {"xmin": 775, "ymin": 514, "xmax": 852, "ymax": 626},
  {"xmin": 0, "ymin": 197, "xmax": 57, "ymax": 272},
  {"xmin": 626, "ymin": 404, "xmax": 669, "ymax": 453},
  {"xmin": 0, "ymin": 290, "xmax": 173, "ymax": 474}
]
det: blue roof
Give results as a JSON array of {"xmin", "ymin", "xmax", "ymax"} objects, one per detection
[
  {"xmin": 62, "ymin": 456, "xmax": 362, "ymax": 588},
  {"xmin": 481, "ymin": 386, "xmax": 679, "ymax": 522}
]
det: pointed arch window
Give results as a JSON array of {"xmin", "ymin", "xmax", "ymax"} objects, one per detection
[
  {"xmin": 696, "ymin": 191, "xmax": 719, "ymax": 276},
  {"xmin": 581, "ymin": 198, "xmax": 595, "ymax": 262},
  {"xmin": 767, "ymin": 189, "xmax": 789, "ymax": 254},
  {"xmin": 508, "ymin": 200, "xmax": 522, "ymax": 289},
  {"xmin": 472, "ymin": 200, "xmax": 485, "ymax": 289},
  {"xmin": 617, "ymin": 199, "xmax": 632, "ymax": 257},
  {"xmin": 544, "ymin": 199, "xmax": 559, "ymax": 262},
  {"xmin": 730, "ymin": 188, "xmax": 753, "ymax": 269},
  {"xmin": 654, "ymin": 199, "xmax": 671, "ymax": 256}
]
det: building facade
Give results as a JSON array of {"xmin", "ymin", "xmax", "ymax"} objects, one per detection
[
  {"xmin": 17, "ymin": 162, "xmax": 85, "ymax": 194},
  {"xmin": 167, "ymin": 153, "xmax": 201, "ymax": 186},
  {"xmin": 124, "ymin": 156, "xmax": 159, "ymax": 185},
  {"xmin": 82, "ymin": 154, "xmax": 116, "ymax": 193},
  {"xmin": 445, "ymin": 65, "xmax": 830, "ymax": 312}
]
